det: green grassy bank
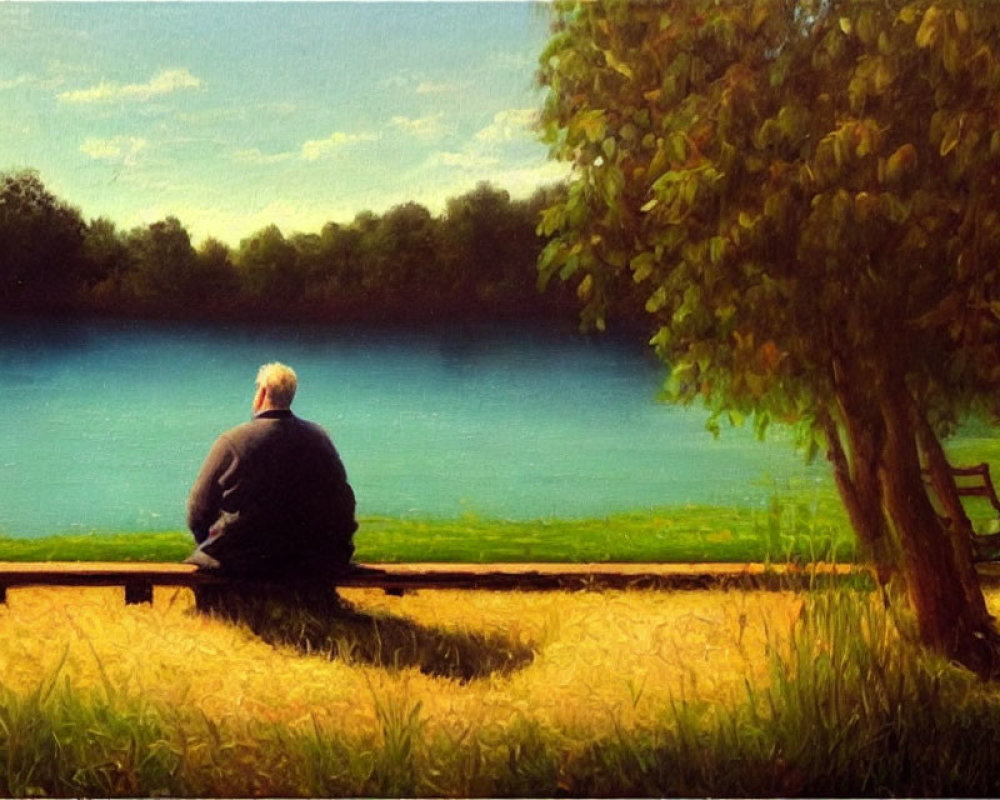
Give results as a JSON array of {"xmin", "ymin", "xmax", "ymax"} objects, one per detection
[
  {"xmin": 0, "ymin": 495, "xmax": 858, "ymax": 564},
  {"xmin": 5, "ymin": 430, "xmax": 998, "ymax": 565}
]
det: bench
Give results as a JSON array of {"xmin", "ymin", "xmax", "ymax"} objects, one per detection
[
  {"xmin": 948, "ymin": 462, "xmax": 1000, "ymax": 517},
  {"xmin": 924, "ymin": 462, "xmax": 1000, "ymax": 556},
  {"xmin": 0, "ymin": 561, "xmax": 868, "ymax": 605}
]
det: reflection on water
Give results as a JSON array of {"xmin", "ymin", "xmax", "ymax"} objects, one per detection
[{"xmin": 0, "ymin": 317, "xmax": 826, "ymax": 537}]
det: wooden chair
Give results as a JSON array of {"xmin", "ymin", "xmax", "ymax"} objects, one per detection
[{"xmin": 925, "ymin": 462, "xmax": 1000, "ymax": 560}]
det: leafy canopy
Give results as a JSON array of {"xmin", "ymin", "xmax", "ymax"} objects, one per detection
[{"xmin": 538, "ymin": 0, "xmax": 1000, "ymax": 445}]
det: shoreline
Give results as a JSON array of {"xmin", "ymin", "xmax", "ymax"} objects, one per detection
[{"xmin": 0, "ymin": 503, "xmax": 858, "ymax": 564}]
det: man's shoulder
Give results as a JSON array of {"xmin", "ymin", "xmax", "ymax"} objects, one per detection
[
  {"xmin": 293, "ymin": 415, "xmax": 330, "ymax": 435},
  {"xmin": 288, "ymin": 415, "xmax": 336, "ymax": 449},
  {"xmin": 228, "ymin": 412, "xmax": 331, "ymax": 443},
  {"xmin": 220, "ymin": 418, "xmax": 261, "ymax": 441},
  {"xmin": 214, "ymin": 416, "xmax": 278, "ymax": 452}
]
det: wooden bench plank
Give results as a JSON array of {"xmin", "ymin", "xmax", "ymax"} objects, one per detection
[
  {"xmin": 7, "ymin": 560, "xmax": 1000, "ymax": 606},
  {"xmin": 0, "ymin": 561, "xmax": 872, "ymax": 604}
]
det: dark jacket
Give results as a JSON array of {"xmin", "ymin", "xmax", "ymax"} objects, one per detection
[{"xmin": 186, "ymin": 409, "xmax": 357, "ymax": 578}]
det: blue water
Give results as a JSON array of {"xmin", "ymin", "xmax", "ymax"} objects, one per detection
[{"xmin": 0, "ymin": 318, "xmax": 827, "ymax": 537}]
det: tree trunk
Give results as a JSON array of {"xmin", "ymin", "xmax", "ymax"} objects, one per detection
[
  {"xmin": 878, "ymin": 378, "xmax": 999, "ymax": 677},
  {"xmin": 826, "ymin": 373, "xmax": 900, "ymax": 582},
  {"xmin": 822, "ymin": 411, "xmax": 896, "ymax": 584},
  {"xmin": 916, "ymin": 415, "xmax": 992, "ymax": 625}
]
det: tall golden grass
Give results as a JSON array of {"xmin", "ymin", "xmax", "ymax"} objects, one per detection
[
  {"xmin": 3, "ymin": 583, "xmax": 1000, "ymax": 795},
  {"xmin": 0, "ymin": 585, "xmax": 803, "ymax": 739}
]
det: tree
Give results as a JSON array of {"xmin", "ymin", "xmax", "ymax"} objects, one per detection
[
  {"xmin": 441, "ymin": 183, "xmax": 543, "ymax": 308},
  {"xmin": 236, "ymin": 224, "xmax": 302, "ymax": 307},
  {"xmin": 359, "ymin": 202, "xmax": 438, "ymax": 300},
  {"xmin": 0, "ymin": 170, "xmax": 87, "ymax": 310},
  {"xmin": 124, "ymin": 216, "xmax": 200, "ymax": 308},
  {"xmin": 194, "ymin": 237, "xmax": 240, "ymax": 309},
  {"xmin": 83, "ymin": 217, "xmax": 132, "ymax": 308},
  {"xmin": 319, "ymin": 221, "xmax": 364, "ymax": 291},
  {"xmin": 537, "ymin": 0, "xmax": 1000, "ymax": 675}
]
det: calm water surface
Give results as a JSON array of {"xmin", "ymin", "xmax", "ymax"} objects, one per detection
[{"xmin": 0, "ymin": 318, "xmax": 827, "ymax": 537}]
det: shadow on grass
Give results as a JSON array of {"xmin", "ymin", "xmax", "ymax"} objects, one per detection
[{"xmin": 191, "ymin": 584, "xmax": 535, "ymax": 682}]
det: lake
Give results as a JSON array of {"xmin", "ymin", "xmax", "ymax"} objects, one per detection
[{"xmin": 0, "ymin": 317, "xmax": 827, "ymax": 538}]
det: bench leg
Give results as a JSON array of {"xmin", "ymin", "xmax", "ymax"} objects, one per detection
[
  {"xmin": 125, "ymin": 582, "xmax": 153, "ymax": 605},
  {"xmin": 0, "ymin": 585, "xmax": 6, "ymax": 604}
]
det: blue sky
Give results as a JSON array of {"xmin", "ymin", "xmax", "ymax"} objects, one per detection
[{"xmin": 0, "ymin": 2, "xmax": 567, "ymax": 245}]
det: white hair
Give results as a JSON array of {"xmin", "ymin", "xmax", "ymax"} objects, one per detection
[{"xmin": 256, "ymin": 362, "xmax": 298, "ymax": 409}]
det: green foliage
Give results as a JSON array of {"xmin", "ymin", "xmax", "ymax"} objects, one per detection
[
  {"xmin": 537, "ymin": 0, "xmax": 1000, "ymax": 427},
  {"xmin": 125, "ymin": 216, "xmax": 200, "ymax": 303},
  {"xmin": 359, "ymin": 202, "xmax": 438, "ymax": 297},
  {"xmin": 537, "ymin": 1, "xmax": 1000, "ymax": 657},
  {"xmin": 0, "ymin": 170, "xmax": 87, "ymax": 310},
  {"xmin": 441, "ymin": 182, "xmax": 555, "ymax": 306},
  {"xmin": 236, "ymin": 223, "xmax": 301, "ymax": 304},
  {"xmin": 194, "ymin": 236, "xmax": 240, "ymax": 301},
  {"xmin": 0, "ymin": 171, "xmax": 575, "ymax": 326}
]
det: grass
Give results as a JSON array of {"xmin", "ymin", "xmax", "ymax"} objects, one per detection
[
  {"xmin": 0, "ymin": 584, "xmax": 793, "ymax": 796},
  {"xmin": 2, "ymin": 583, "xmax": 1000, "ymax": 796},
  {"xmin": 563, "ymin": 587, "xmax": 1000, "ymax": 797},
  {"xmin": 2, "ymin": 435, "xmax": 999, "ymax": 795},
  {"xmin": 0, "ymin": 491, "xmax": 858, "ymax": 565},
  {"xmin": 4, "ymin": 426, "xmax": 996, "ymax": 565}
]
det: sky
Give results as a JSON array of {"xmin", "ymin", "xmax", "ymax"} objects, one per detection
[{"xmin": 0, "ymin": 2, "xmax": 569, "ymax": 245}]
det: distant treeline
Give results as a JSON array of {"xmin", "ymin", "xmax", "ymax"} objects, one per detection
[{"xmin": 0, "ymin": 169, "xmax": 584, "ymax": 326}]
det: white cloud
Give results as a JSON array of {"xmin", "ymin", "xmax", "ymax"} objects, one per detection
[
  {"xmin": 0, "ymin": 72, "xmax": 66, "ymax": 92},
  {"xmin": 391, "ymin": 113, "xmax": 447, "ymax": 140},
  {"xmin": 0, "ymin": 74, "xmax": 34, "ymax": 91},
  {"xmin": 474, "ymin": 108, "xmax": 539, "ymax": 143},
  {"xmin": 58, "ymin": 68, "xmax": 201, "ymax": 104},
  {"xmin": 489, "ymin": 160, "xmax": 571, "ymax": 197},
  {"xmin": 488, "ymin": 51, "xmax": 535, "ymax": 73},
  {"xmin": 379, "ymin": 72, "xmax": 413, "ymax": 91},
  {"xmin": 416, "ymin": 80, "xmax": 459, "ymax": 95},
  {"xmin": 231, "ymin": 131, "xmax": 375, "ymax": 165},
  {"xmin": 300, "ymin": 131, "xmax": 376, "ymax": 161},
  {"xmin": 80, "ymin": 136, "xmax": 148, "ymax": 166},
  {"xmin": 427, "ymin": 150, "xmax": 500, "ymax": 171},
  {"xmin": 232, "ymin": 147, "xmax": 294, "ymax": 166},
  {"xmin": 420, "ymin": 107, "xmax": 546, "ymax": 178}
]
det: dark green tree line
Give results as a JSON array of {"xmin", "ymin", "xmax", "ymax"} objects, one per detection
[
  {"xmin": 0, "ymin": 170, "xmax": 88, "ymax": 310},
  {"xmin": 538, "ymin": 0, "xmax": 1000, "ymax": 675},
  {"xmin": 0, "ymin": 172, "xmax": 573, "ymax": 324}
]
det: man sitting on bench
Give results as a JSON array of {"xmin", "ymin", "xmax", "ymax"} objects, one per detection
[{"xmin": 185, "ymin": 362, "xmax": 357, "ymax": 594}]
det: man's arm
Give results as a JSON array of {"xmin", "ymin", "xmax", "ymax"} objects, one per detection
[
  {"xmin": 186, "ymin": 436, "xmax": 236, "ymax": 543},
  {"xmin": 327, "ymin": 473, "xmax": 357, "ymax": 565},
  {"xmin": 321, "ymin": 436, "xmax": 358, "ymax": 561},
  {"xmin": 334, "ymin": 475, "xmax": 358, "ymax": 537}
]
